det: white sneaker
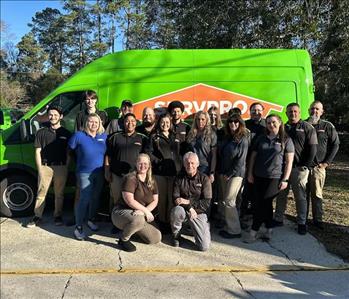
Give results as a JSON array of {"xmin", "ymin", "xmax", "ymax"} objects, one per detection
[
  {"xmin": 74, "ymin": 226, "xmax": 86, "ymax": 240},
  {"xmin": 87, "ymin": 220, "xmax": 99, "ymax": 232}
]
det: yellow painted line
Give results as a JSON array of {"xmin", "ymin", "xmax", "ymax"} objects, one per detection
[{"xmin": 1, "ymin": 265, "xmax": 349, "ymax": 276}]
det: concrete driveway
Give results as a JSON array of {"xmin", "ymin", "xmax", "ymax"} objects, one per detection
[{"xmin": 1, "ymin": 214, "xmax": 348, "ymax": 299}]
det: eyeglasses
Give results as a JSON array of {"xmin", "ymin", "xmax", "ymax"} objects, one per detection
[{"xmin": 229, "ymin": 119, "xmax": 239, "ymax": 124}]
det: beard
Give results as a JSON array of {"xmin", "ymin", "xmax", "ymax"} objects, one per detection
[
  {"xmin": 143, "ymin": 120, "xmax": 154, "ymax": 128},
  {"xmin": 309, "ymin": 115, "xmax": 320, "ymax": 124}
]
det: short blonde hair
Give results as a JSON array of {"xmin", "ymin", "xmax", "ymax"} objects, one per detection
[{"xmin": 84, "ymin": 113, "xmax": 105, "ymax": 135}]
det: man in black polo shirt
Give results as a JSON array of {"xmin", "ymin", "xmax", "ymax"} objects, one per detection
[
  {"xmin": 274, "ymin": 103, "xmax": 318, "ymax": 235},
  {"xmin": 170, "ymin": 152, "xmax": 212, "ymax": 251},
  {"xmin": 105, "ymin": 113, "xmax": 149, "ymax": 207},
  {"xmin": 28, "ymin": 105, "xmax": 71, "ymax": 226},
  {"xmin": 136, "ymin": 107, "xmax": 157, "ymax": 137},
  {"xmin": 306, "ymin": 101, "xmax": 339, "ymax": 229},
  {"xmin": 75, "ymin": 90, "xmax": 108, "ymax": 131},
  {"xmin": 167, "ymin": 101, "xmax": 190, "ymax": 143}
]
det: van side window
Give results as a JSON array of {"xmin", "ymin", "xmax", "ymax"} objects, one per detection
[{"xmin": 31, "ymin": 92, "xmax": 85, "ymax": 134}]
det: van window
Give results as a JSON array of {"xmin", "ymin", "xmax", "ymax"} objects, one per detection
[{"xmin": 31, "ymin": 92, "xmax": 85, "ymax": 134}]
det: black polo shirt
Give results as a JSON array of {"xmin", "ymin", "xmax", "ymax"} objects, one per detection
[
  {"xmin": 34, "ymin": 126, "xmax": 71, "ymax": 165},
  {"xmin": 136, "ymin": 123, "xmax": 157, "ymax": 138},
  {"xmin": 150, "ymin": 132, "xmax": 182, "ymax": 176},
  {"xmin": 74, "ymin": 109, "xmax": 108, "ymax": 131},
  {"xmin": 285, "ymin": 120, "xmax": 318, "ymax": 167},
  {"xmin": 173, "ymin": 171, "xmax": 212, "ymax": 214},
  {"xmin": 305, "ymin": 118, "xmax": 340, "ymax": 166},
  {"xmin": 252, "ymin": 135, "xmax": 294, "ymax": 178},
  {"xmin": 106, "ymin": 131, "xmax": 148, "ymax": 176},
  {"xmin": 245, "ymin": 118, "xmax": 266, "ymax": 147},
  {"xmin": 173, "ymin": 121, "xmax": 190, "ymax": 143}
]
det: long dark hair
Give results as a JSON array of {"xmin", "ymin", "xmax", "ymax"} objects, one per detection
[
  {"xmin": 224, "ymin": 114, "xmax": 247, "ymax": 141},
  {"xmin": 156, "ymin": 113, "xmax": 173, "ymax": 133},
  {"xmin": 266, "ymin": 114, "xmax": 286, "ymax": 149}
]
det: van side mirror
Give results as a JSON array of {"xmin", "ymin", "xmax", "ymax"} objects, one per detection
[{"xmin": 19, "ymin": 119, "xmax": 28, "ymax": 141}]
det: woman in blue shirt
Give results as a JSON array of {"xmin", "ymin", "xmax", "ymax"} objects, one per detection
[{"xmin": 68, "ymin": 113, "xmax": 107, "ymax": 240}]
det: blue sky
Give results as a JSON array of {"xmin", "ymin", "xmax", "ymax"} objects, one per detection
[
  {"xmin": 1, "ymin": 0, "xmax": 64, "ymax": 43},
  {"xmin": 1, "ymin": 0, "xmax": 123, "ymax": 50}
]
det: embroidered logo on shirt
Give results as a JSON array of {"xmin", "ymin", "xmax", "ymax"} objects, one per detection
[
  {"xmin": 97, "ymin": 139, "xmax": 105, "ymax": 142},
  {"xmin": 296, "ymin": 128, "xmax": 305, "ymax": 132}
]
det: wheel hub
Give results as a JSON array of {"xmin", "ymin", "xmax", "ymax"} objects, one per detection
[{"xmin": 3, "ymin": 183, "xmax": 34, "ymax": 211}]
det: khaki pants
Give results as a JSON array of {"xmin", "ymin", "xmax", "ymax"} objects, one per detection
[
  {"xmin": 219, "ymin": 175, "xmax": 243, "ymax": 234},
  {"xmin": 112, "ymin": 208, "xmax": 161, "ymax": 244},
  {"xmin": 110, "ymin": 174, "xmax": 124, "ymax": 207},
  {"xmin": 309, "ymin": 166, "xmax": 326, "ymax": 222},
  {"xmin": 154, "ymin": 175, "xmax": 174, "ymax": 223},
  {"xmin": 275, "ymin": 167, "xmax": 309, "ymax": 225},
  {"xmin": 34, "ymin": 165, "xmax": 68, "ymax": 218}
]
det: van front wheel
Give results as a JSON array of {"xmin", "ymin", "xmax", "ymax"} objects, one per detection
[{"xmin": 0, "ymin": 175, "xmax": 36, "ymax": 217}]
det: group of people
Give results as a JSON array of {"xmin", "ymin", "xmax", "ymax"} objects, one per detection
[{"xmin": 28, "ymin": 90, "xmax": 340, "ymax": 252}]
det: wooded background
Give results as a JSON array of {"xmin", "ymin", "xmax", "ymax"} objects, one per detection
[{"xmin": 1, "ymin": 0, "xmax": 348, "ymax": 130}]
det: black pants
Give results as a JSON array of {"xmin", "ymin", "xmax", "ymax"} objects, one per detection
[
  {"xmin": 251, "ymin": 177, "xmax": 280, "ymax": 231},
  {"xmin": 239, "ymin": 180, "xmax": 254, "ymax": 216}
]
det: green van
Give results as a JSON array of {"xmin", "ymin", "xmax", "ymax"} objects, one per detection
[{"xmin": 0, "ymin": 49, "xmax": 314, "ymax": 217}]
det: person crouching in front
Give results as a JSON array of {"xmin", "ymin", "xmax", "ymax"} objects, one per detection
[
  {"xmin": 111, "ymin": 154, "xmax": 161, "ymax": 252},
  {"xmin": 170, "ymin": 152, "xmax": 212, "ymax": 251}
]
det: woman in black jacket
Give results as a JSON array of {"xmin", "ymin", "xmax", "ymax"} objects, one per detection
[{"xmin": 150, "ymin": 113, "xmax": 182, "ymax": 228}]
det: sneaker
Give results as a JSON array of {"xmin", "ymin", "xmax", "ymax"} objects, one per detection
[
  {"xmin": 219, "ymin": 230, "xmax": 242, "ymax": 239},
  {"xmin": 27, "ymin": 216, "xmax": 42, "ymax": 227},
  {"xmin": 119, "ymin": 239, "xmax": 136, "ymax": 252},
  {"xmin": 74, "ymin": 226, "xmax": 86, "ymax": 240},
  {"xmin": 87, "ymin": 220, "xmax": 99, "ymax": 231},
  {"xmin": 54, "ymin": 216, "xmax": 64, "ymax": 226},
  {"xmin": 271, "ymin": 219, "xmax": 284, "ymax": 227},
  {"xmin": 298, "ymin": 224, "xmax": 307, "ymax": 235},
  {"xmin": 243, "ymin": 230, "xmax": 257, "ymax": 243},
  {"xmin": 172, "ymin": 233, "xmax": 181, "ymax": 247},
  {"xmin": 313, "ymin": 221, "xmax": 324, "ymax": 230}
]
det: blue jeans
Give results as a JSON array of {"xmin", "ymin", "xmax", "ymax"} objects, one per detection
[{"xmin": 75, "ymin": 170, "xmax": 104, "ymax": 227}]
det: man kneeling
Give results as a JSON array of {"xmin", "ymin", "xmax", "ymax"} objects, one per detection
[{"xmin": 171, "ymin": 152, "xmax": 212, "ymax": 251}]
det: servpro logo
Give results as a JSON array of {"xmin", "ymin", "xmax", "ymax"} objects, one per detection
[{"xmin": 133, "ymin": 83, "xmax": 283, "ymax": 119}]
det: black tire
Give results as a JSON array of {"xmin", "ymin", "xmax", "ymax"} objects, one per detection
[{"xmin": 0, "ymin": 174, "xmax": 36, "ymax": 217}]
